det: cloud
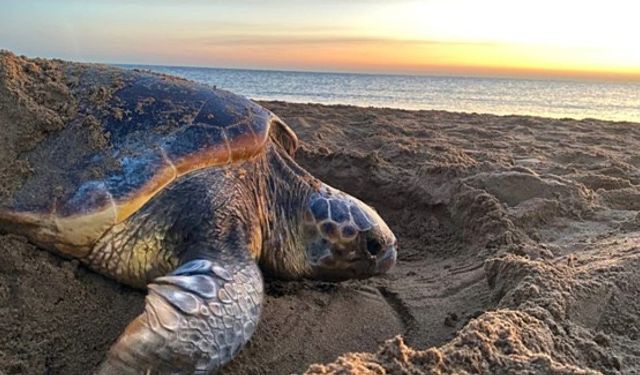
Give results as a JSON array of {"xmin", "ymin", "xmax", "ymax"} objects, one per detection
[{"xmin": 188, "ymin": 34, "xmax": 501, "ymax": 47}]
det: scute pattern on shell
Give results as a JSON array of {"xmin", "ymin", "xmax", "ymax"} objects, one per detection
[
  {"xmin": 0, "ymin": 66, "xmax": 276, "ymax": 251},
  {"xmin": 63, "ymin": 69, "xmax": 272, "ymax": 214}
]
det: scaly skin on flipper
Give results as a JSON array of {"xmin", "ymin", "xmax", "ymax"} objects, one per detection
[
  {"xmin": 98, "ymin": 258, "xmax": 263, "ymax": 374},
  {"xmin": 87, "ymin": 159, "xmax": 269, "ymax": 373},
  {"xmin": 0, "ymin": 54, "xmax": 397, "ymax": 374}
]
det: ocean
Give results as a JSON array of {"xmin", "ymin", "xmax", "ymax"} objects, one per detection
[{"xmin": 122, "ymin": 65, "xmax": 640, "ymax": 123}]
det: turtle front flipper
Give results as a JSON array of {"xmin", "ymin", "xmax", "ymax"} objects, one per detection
[{"xmin": 96, "ymin": 256, "xmax": 263, "ymax": 374}]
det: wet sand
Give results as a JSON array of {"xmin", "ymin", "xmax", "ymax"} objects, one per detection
[{"xmin": 1, "ymin": 52, "xmax": 640, "ymax": 374}]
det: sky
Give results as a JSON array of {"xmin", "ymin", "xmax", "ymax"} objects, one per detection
[{"xmin": 1, "ymin": 0, "xmax": 639, "ymax": 80}]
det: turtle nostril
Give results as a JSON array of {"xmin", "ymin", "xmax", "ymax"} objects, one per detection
[{"xmin": 366, "ymin": 238, "xmax": 382, "ymax": 256}]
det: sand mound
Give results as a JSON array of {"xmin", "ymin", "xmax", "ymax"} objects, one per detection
[
  {"xmin": 2, "ymin": 56, "xmax": 640, "ymax": 374},
  {"xmin": 0, "ymin": 51, "xmax": 73, "ymax": 200},
  {"xmin": 326, "ymin": 237, "xmax": 640, "ymax": 374}
]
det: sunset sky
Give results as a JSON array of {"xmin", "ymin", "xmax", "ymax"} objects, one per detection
[{"xmin": 1, "ymin": 0, "xmax": 639, "ymax": 80}]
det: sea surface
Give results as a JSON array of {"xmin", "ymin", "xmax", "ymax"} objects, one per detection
[{"xmin": 122, "ymin": 65, "xmax": 640, "ymax": 123}]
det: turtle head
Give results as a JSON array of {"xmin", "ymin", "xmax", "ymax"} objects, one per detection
[{"xmin": 301, "ymin": 185, "xmax": 397, "ymax": 281}]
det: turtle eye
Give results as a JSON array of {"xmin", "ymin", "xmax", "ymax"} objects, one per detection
[{"xmin": 366, "ymin": 238, "xmax": 382, "ymax": 256}]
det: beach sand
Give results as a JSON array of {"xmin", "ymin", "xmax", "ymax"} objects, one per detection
[{"xmin": 1, "ymin": 53, "xmax": 640, "ymax": 374}]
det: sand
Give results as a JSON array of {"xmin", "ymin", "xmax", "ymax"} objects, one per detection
[{"xmin": 2, "ymin": 53, "xmax": 640, "ymax": 374}]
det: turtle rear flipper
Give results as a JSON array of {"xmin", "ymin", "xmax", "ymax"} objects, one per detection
[{"xmin": 97, "ymin": 257, "xmax": 263, "ymax": 374}]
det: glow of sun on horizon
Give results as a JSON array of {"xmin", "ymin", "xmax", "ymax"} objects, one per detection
[
  {"xmin": 1, "ymin": 0, "xmax": 639, "ymax": 80},
  {"xmin": 361, "ymin": 0, "xmax": 640, "ymax": 78}
]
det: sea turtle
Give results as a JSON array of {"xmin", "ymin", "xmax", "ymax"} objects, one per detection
[{"xmin": 0, "ymin": 55, "xmax": 397, "ymax": 374}]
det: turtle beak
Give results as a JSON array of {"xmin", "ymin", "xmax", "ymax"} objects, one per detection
[{"xmin": 375, "ymin": 242, "xmax": 397, "ymax": 274}]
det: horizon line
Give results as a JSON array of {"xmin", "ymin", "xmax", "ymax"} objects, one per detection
[{"xmin": 115, "ymin": 61, "xmax": 640, "ymax": 84}]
